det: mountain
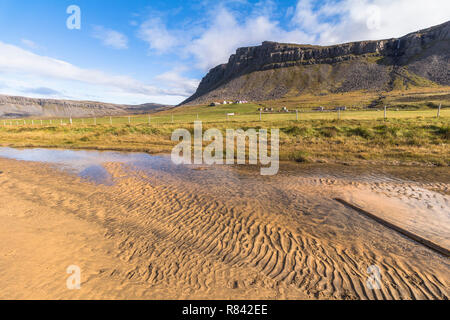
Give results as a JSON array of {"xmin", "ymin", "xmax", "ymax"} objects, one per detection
[
  {"xmin": 0, "ymin": 95, "xmax": 171, "ymax": 118},
  {"xmin": 182, "ymin": 21, "xmax": 450, "ymax": 105}
]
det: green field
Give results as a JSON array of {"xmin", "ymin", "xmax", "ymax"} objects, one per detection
[
  {"xmin": 0, "ymin": 106, "xmax": 449, "ymax": 166},
  {"xmin": 2, "ymin": 104, "xmax": 447, "ymax": 126}
]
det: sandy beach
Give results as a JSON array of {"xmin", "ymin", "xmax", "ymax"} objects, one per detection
[{"xmin": 0, "ymin": 155, "xmax": 448, "ymax": 300}]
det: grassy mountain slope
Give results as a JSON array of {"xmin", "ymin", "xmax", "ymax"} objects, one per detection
[{"xmin": 182, "ymin": 21, "xmax": 450, "ymax": 105}]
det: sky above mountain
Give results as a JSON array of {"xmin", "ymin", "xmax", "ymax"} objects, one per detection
[{"xmin": 0, "ymin": 0, "xmax": 449, "ymax": 105}]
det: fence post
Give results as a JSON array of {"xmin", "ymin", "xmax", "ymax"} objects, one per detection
[
  {"xmin": 110, "ymin": 117, "xmax": 112, "ymax": 125},
  {"xmin": 172, "ymin": 114, "xmax": 174, "ymax": 123},
  {"xmin": 94, "ymin": 117, "xmax": 96, "ymax": 125},
  {"xmin": 70, "ymin": 117, "xmax": 73, "ymax": 125},
  {"xmin": 338, "ymin": 109, "xmax": 341, "ymax": 120},
  {"xmin": 437, "ymin": 104, "xmax": 441, "ymax": 118},
  {"xmin": 259, "ymin": 110, "xmax": 262, "ymax": 121},
  {"xmin": 384, "ymin": 106, "xmax": 387, "ymax": 120},
  {"xmin": 296, "ymin": 109, "xmax": 299, "ymax": 121}
]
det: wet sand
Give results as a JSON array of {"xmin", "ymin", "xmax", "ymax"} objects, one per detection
[{"xmin": 0, "ymin": 154, "xmax": 448, "ymax": 300}]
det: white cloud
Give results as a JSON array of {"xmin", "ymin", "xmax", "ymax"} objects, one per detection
[
  {"xmin": 186, "ymin": 7, "xmax": 313, "ymax": 70},
  {"xmin": 292, "ymin": 0, "xmax": 450, "ymax": 45},
  {"xmin": 0, "ymin": 41, "xmax": 191, "ymax": 104},
  {"xmin": 20, "ymin": 39, "xmax": 39, "ymax": 49},
  {"xmin": 0, "ymin": 41, "xmax": 150, "ymax": 93},
  {"xmin": 139, "ymin": 0, "xmax": 449, "ymax": 72},
  {"xmin": 138, "ymin": 18, "xmax": 179, "ymax": 53},
  {"xmin": 155, "ymin": 69, "xmax": 200, "ymax": 96},
  {"xmin": 92, "ymin": 26, "xmax": 128, "ymax": 50}
]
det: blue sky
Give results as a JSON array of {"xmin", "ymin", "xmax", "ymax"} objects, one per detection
[{"xmin": 0, "ymin": 0, "xmax": 448, "ymax": 105}]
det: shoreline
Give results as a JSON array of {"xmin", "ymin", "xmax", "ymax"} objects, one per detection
[{"xmin": 0, "ymin": 142, "xmax": 447, "ymax": 168}]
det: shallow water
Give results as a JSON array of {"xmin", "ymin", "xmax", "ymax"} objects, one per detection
[
  {"xmin": 0, "ymin": 147, "xmax": 448, "ymax": 245},
  {"xmin": 0, "ymin": 147, "xmax": 161, "ymax": 185},
  {"xmin": 1, "ymin": 147, "xmax": 448, "ymax": 231},
  {"xmin": 0, "ymin": 146, "xmax": 449, "ymax": 299},
  {"xmin": 0, "ymin": 146, "xmax": 448, "ymax": 185}
]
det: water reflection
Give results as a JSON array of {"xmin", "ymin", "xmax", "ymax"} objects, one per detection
[
  {"xmin": 0, "ymin": 146, "xmax": 448, "ymax": 249},
  {"xmin": 0, "ymin": 147, "xmax": 162, "ymax": 185},
  {"xmin": 0, "ymin": 147, "xmax": 449, "ymax": 186}
]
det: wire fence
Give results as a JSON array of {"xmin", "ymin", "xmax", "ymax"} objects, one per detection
[{"xmin": 0, "ymin": 105, "xmax": 446, "ymax": 127}]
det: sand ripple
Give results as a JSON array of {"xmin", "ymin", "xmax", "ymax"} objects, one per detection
[{"xmin": 0, "ymin": 158, "xmax": 448, "ymax": 299}]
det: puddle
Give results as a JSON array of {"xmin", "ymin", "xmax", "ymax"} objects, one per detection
[
  {"xmin": 0, "ymin": 147, "xmax": 163, "ymax": 185},
  {"xmin": 1, "ymin": 146, "xmax": 448, "ymax": 185}
]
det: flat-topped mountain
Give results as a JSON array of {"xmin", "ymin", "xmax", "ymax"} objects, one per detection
[
  {"xmin": 182, "ymin": 21, "xmax": 450, "ymax": 105},
  {"xmin": 0, "ymin": 95, "xmax": 171, "ymax": 118}
]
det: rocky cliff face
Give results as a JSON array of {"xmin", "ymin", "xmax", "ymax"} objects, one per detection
[
  {"xmin": 0, "ymin": 95, "xmax": 170, "ymax": 118},
  {"xmin": 182, "ymin": 21, "xmax": 450, "ymax": 105}
]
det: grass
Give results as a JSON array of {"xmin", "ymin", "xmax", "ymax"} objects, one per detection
[
  {"xmin": 0, "ymin": 108, "xmax": 449, "ymax": 166},
  {"xmin": 258, "ymin": 87, "xmax": 450, "ymax": 110}
]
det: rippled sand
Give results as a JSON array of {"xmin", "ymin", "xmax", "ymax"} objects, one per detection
[{"xmin": 0, "ymin": 156, "xmax": 448, "ymax": 300}]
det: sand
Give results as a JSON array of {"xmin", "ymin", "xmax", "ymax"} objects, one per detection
[{"xmin": 0, "ymin": 157, "xmax": 448, "ymax": 300}]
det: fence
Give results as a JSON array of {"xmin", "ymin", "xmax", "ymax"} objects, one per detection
[{"xmin": 0, "ymin": 106, "xmax": 446, "ymax": 127}]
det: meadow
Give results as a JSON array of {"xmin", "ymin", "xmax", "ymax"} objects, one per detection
[{"xmin": 0, "ymin": 105, "xmax": 448, "ymax": 166}]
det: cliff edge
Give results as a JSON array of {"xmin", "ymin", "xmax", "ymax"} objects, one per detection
[{"xmin": 182, "ymin": 21, "xmax": 450, "ymax": 105}]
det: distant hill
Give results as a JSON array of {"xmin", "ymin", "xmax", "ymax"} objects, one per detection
[
  {"xmin": 0, "ymin": 95, "xmax": 171, "ymax": 118},
  {"xmin": 182, "ymin": 21, "xmax": 450, "ymax": 105}
]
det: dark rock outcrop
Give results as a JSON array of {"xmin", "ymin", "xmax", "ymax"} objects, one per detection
[{"xmin": 182, "ymin": 21, "xmax": 450, "ymax": 105}]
